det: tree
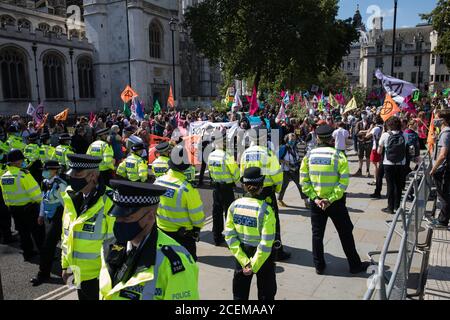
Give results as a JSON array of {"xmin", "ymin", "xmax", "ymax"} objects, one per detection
[
  {"xmin": 184, "ymin": 0, "xmax": 358, "ymax": 91},
  {"xmin": 317, "ymin": 68, "xmax": 350, "ymax": 94},
  {"xmin": 421, "ymin": 0, "xmax": 450, "ymax": 70}
]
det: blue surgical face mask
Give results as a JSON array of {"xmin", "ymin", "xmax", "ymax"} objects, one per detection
[
  {"xmin": 42, "ymin": 170, "xmax": 51, "ymax": 180},
  {"xmin": 113, "ymin": 213, "xmax": 147, "ymax": 243},
  {"xmin": 21, "ymin": 161, "xmax": 27, "ymax": 168},
  {"xmin": 288, "ymin": 141, "xmax": 295, "ymax": 146}
]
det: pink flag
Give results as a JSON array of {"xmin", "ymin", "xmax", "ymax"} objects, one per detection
[
  {"xmin": 290, "ymin": 93, "xmax": 296, "ymax": 103},
  {"xmin": 249, "ymin": 86, "xmax": 259, "ymax": 116},
  {"xmin": 280, "ymin": 90, "xmax": 285, "ymax": 99},
  {"xmin": 276, "ymin": 104, "xmax": 287, "ymax": 122},
  {"xmin": 401, "ymin": 95, "xmax": 417, "ymax": 115}
]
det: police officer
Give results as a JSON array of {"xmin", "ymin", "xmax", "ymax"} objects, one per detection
[
  {"xmin": 151, "ymin": 142, "xmax": 171, "ymax": 178},
  {"xmin": 6, "ymin": 125, "xmax": 25, "ymax": 152},
  {"xmin": 300, "ymin": 125, "xmax": 371, "ymax": 275},
  {"xmin": 225, "ymin": 167, "xmax": 276, "ymax": 300},
  {"xmin": 116, "ymin": 143, "xmax": 148, "ymax": 182},
  {"xmin": 0, "ymin": 149, "xmax": 44, "ymax": 261},
  {"xmin": 154, "ymin": 145, "xmax": 205, "ymax": 261},
  {"xmin": 207, "ymin": 135, "xmax": 240, "ymax": 246},
  {"xmin": 60, "ymin": 154, "xmax": 116, "ymax": 300},
  {"xmin": 240, "ymin": 129, "xmax": 291, "ymax": 261},
  {"xmin": 99, "ymin": 180, "xmax": 199, "ymax": 300},
  {"xmin": 39, "ymin": 132, "xmax": 55, "ymax": 163},
  {"xmin": 31, "ymin": 160, "xmax": 68, "ymax": 286},
  {"xmin": 24, "ymin": 133, "xmax": 43, "ymax": 185},
  {"xmin": 0, "ymin": 148, "xmax": 14, "ymax": 244},
  {"xmin": 54, "ymin": 133, "xmax": 74, "ymax": 171},
  {"xmin": 87, "ymin": 128, "xmax": 115, "ymax": 186}
]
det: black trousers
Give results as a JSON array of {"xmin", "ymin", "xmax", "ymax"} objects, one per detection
[
  {"xmin": 310, "ymin": 196, "xmax": 362, "ymax": 270},
  {"xmin": 212, "ymin": 183, "xmax": 235, "ymax": 242},
  {"xmin": 278, "ymin": 170, "xmax": 305, "ymax": 201},
  {"xmin": 39, "ymin": 207, "xmax": 63, "ymax": 276},
  {"xmin": 9, "ymin": 204, "xmax": 45, "ymax": 257},
  {"xmin": 384, "ymin": 165, "xmax": 405, "ymax": 211},
  {"xmin": 164, "ymin": 231, "xmax": 197, "ymax": 261},
  {"xmin": 77, "ymin": 278, "xmax": 99, "ymax": 300},
  {"xmin": 0, "ymin": 192, "xmax": 12, "ymax": 241},
  {"xmin": 100, "ymin": 170, "xmax": 113, "ymax": 187},
  {"xmin": 198, "ymin": 161, "xmax": 207, "ymax": 184},
  {"xmin": 374, "ymin": 162, "xmax": 385, "ymax": 195},
  {"xmin": 261, "ymin": 187, "xmax": 282, "ymax": 249},
  {"xmin": 233, "ymin": 246, "xmax": 276, "ymax": 300},
  {"xmin": 437, "ymin": 172, "xmax": 450, "ymax": 226}
]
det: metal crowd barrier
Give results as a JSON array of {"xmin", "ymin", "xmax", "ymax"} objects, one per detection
[{"xmin": 364, "ymin": 153, "xmax": 435, "ymax": 300}]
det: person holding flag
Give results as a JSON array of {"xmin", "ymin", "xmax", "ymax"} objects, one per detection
[{"xmin": 86, "ymin": 128, "xmax": 115, "ymax": 186}]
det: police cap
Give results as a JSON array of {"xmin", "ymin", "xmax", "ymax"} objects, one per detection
[
  {"xmin": 168, "ymin": 145, "xmax": 191, "ymax": 172},
  {"xmin": 58, "ymin": 133, "xmax": 72, "ymax": 142},
  {"xmin": 96, "ymin": 128, "xmax": 109, "ymax": 136},
  {"xmin": 316, "ymin": 125, "xmax": 334, "ymax": 139},
  {"xmin": 241, "ymin": 167, "xmax": 265, "ymax": 185},
  {"xmin": 7, "ymin": 149, "xmax": 25, "ymax": 163},
  {"xmin": 155, "ymin": 142, "xmax": 170, "ymax": 153},
  {"xmin": 66, "ymin": 154, "xmax": 102, "ymax": 173},
  {"xmin": 44, "ymin": 160, "xmax": 61, "ymax": 170},
  {"xmin": 27, "ymin": 132, "xmax": 39, "ymax": 141},
  {"xmin": 131, "ymin": 143, "xmax": 145, "ymax": 152},
  {"xmin": 108, "ymin": 180, "xmax": 167, "ymax": 217}
]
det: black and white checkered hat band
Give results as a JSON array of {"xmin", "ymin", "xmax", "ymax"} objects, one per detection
[
  {"xmin": 113, "ymin": 191, "xmax": 160, "ymax": 205},
  {"xmin": 243, "ymin": 177, "xmax": 265, "ymax": 183},
  {"xmin": 68, "ymin": 161, "xmax": 100, "ymax": 169}
]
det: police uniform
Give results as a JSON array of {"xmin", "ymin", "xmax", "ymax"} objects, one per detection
[
  {"xmin": 6, "ymin": 126, "xmax": 26, "ymax": 152},
  {"xmin": 54, "ymin": 133, "xmax": 74, "ymax": 170},
  {"xmin": 240, "ymin": 133, "xmax": 290, "ymax": 260},
  {"xmin": 99, "ymin": 180, "xmax": 199, "ymax": 300},
  {"xmin": 0, "ymin": 149, "xmax": 44, "ymax": 261},
  {"xmin": 151, "ymin": 142, "xmax": 171, "ymax": 178},
  {"xmin": 39, "ymin": 133, "xmax": 56, "ymax": 163},
  {"xmin": 31, "ymin": 160, "xmax": 67, "ymax": 286},
  {"xmin": 24, "ymin": 133, "xmax": 43, "ymax": 185},
  {"xmin": 154, "ymin": 146, "xmax": 206, "ymax": 261},
  {"xmin": 207, "ymin": 137, "xmax": 240, "ymax": 245},
  {"xmin": 60, "ymin": 154, "xmax": 116, "ymax": 300},
  {"xmin": 300, "ymin": 125, "xmax": 370, "ymax": 274},
  {"xmin": 225, "ymin": 167, "xmax": 277, "ymax": 300},
  {"xmin": 116, "ymin": 143, "xmax": 148, "ymax": 182},
  {"xmin": 0, "ymin": 151, "xmax": 14, "ymax": 244},
  {"xmin": 86, "ymin": 128, "xmax": 115, "ymax": 186}
]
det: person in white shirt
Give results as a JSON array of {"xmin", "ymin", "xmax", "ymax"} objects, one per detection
[
  {"xmin": 365, "ymin": 115, "xmax": 384, "ymax": 186},
  {"xmin": 332, "ymin": 122, "xmax": 350, "ymax": 155}
]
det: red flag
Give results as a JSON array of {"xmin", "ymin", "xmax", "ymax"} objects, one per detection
[
  {"xmin": 167, "ymin": 86, "xmax": 175, "ymax": 109},
  {"xmin": 249, "ymin": 86, "xmax": 259, "ymax": 116}
]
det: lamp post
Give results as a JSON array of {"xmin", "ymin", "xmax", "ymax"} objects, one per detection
[
  {"xmin": 69, "ymin": 47, "xmax": 77, "ymax": 116},
  {"xmin": 417, "ymin": 33, "xmax": 424, "ymax": 89},
  {"xmin": 125, "ymin": 0, "xmax": 132, "ymax": 87},
  {"xmin": 169, "ymin": 17, "xmax": 177, "ymax": 101},
  {"xmin": 31, "ymin": 42, "xmax": 40, "ymax": 104},
  {"xmin": 391, "ymin": 0, "xmax": 398, "ymax": 76}
]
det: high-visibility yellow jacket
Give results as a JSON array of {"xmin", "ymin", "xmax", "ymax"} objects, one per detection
[
  {"xmin": 6, "ymin": 135, "xmax": 25, "ymax": 152},
  {"xmin": 99, "ymin": 228, "xmax": 199, "ymax": 300},
  {"xmin": 224, "ymin": 197, "xmax": 276, "ymax": 273},
  {"xmin": 0, "ymin": 166, "xmax": 42, "ymax": 206},
  {"xmin": 152, "ymin": 155, "xmax": 170, "ymax": 178},
  {"xmin": 0, "ymin": 140, "xmax": 9, "ymax": 154},
  {"xmin": 207, "ymin": 149, "xmax": 240, "ymax": 184},
  {"xmin": 54, "ymin": 144, "xmax": 74, "ymax": 167},
  {"xmin": 39, "ymin": 144, "xmax": 55, "ymax": 163},
  {"xmin": 0, "ymin": 164, "xmax": 8, "ymax": 177},
  {"xmin": 299, "ymin": 146, "xmax": 349, "ymax": 204},
  {"xmin": 87, "ymin": 140, "xmax": 115, "ymax": 171},
  {"xmin": 24, "ymin": 143, "xmax": 40, "ymax": 164},
  {"xmin": 183, "ymin": 166, "xmax": 196, "ymax": 182},
  {"xmin": 154, "ymin": 169, "xmax": 205, "ymax": 232},
  {"xmin": 240, "ymin": 145, "xmax": 283, "ymax": 193},
  {"xmin": 61, "ymin": 187, "xmax": 115, "ymax": 286},
  {"xmin": 116, "ymin": 153, "xmax": 148, "ymax": 182}
]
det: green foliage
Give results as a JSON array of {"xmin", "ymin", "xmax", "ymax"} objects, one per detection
[
  {"xmin": 421, "ymin": 0, "xmax": 450, "ymax": 70},
  {"xmin": 212, "ymin": 100, "xmax": 229, "ymax": 113},
  {"xmin": 317, "ymin": 69, "xmax": 350, "ymax": 93},
  {"xmin": 351, "ymin": 87, "xmax": 368, "ymax": 108},
  {"xmin": 184, "ymin": 0, "xmax": 358, "ymax": 90}
]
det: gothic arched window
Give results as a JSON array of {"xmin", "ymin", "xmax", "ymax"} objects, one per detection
[
  {"xmin": 18, "ymin": 18, "xmax": 31, "ymax": 30},
  {"xmin": 149, "ymin": 21, "xmax": 162, "ymax": 59},
  {"xmin": 77, "ymin": 56, "xmax": 95, "ymax": 98},
  {"xmin": 43, "ymin": 52, "xmax": 66, "ymax": 99},
  {"xmin": 0, "ymin": 15, "xmax": 16, "ymax": 27},
  {"xmin": 0, "ymin": 46, "xmax": 30, "ymax": 99}
]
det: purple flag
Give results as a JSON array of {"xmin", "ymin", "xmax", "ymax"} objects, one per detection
[{"xmin": 375, "ymin": 69, "xmax": 417, "ymax": 104}]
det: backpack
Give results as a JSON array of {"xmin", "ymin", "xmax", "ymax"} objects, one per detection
[{"xmin": 386, "ymin": 132, "xmax": 406, "ymax": 164}]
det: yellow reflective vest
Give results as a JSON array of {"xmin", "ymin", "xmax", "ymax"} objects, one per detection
[
  {"xmin": 154, "ymin": 169, "xmax": 205, "ymax": 232},
  {"xmin": 87, "ymin": 140, "xmax": 115, "ymax": 171},
  {"xmin": 39, "ymin": 144, "xmax": 55, "ymax": 163},
  {"xmin": 99, "ymin": 228, "xmax": 199, "ymax": 300},
  {"xmin": 183, "ymin": 166, "xmax": 196, "ymax": 182},
  {"xmin": 61, "ymin": 187, "xmax": 116, "ymax": 286},
  {"xmin": 207, "ymin": 149, "xmax": 240, "ymax": 184},
  {"xmin": 299, "ymin": 146, "xmax": 350, "ymax": 204},
  {"xmin": 54, "ymin": 144, "xmax": 74, "ymax": 167},
  {"xmin": 0, "ymin": 166, "xmax": 42, "ymax": 206},
  {"xmin": 224, "ymin": 197, "xmax": 276, "ymax": 273},
  {"xmin": 24, "ymin": 143, "xmax": 40, "ymax": 165},
  {"xmin": 240, "ymin": 145, "xmax": 283, "ymax": 192},
  {"xmin": 152, "ymin": 155, "xmax": 170, "ymax": 178},
  {"xmin": 116, "ymin": 153, "xmax": 148, "ymax": 182},
  {"xmin": 6, "ymin": 135, "xmax": 25, "ymax": 152}
]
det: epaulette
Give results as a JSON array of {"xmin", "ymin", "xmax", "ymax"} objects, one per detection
[{"xmin": 160, "ymin": 245, "xmax": 185, "ymax": 275}]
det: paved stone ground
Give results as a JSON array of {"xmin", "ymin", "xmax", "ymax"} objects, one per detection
[
  {"xmin": 425, "ymin": 229, "xmax": 450, "ymax": 300},
  {"xmin": 49, "ymin": 151, "xmax": 400, "ymax": 300}
]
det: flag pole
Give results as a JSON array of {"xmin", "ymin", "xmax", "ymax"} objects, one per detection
[{"xmin": 390, "ymin": 0, "xmax": 398, "ymax": 76}]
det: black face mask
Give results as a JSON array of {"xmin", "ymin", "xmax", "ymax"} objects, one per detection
[
  {"xmin": 113, "ymin": 213, "xmax": 146, "ymax": 243},
  {"xmin": 70, "ymin": 176, "xmax": 89, "ymax": 193}
]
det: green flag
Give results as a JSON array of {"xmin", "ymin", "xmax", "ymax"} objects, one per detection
[
  {"xmin": 154, "ymin": 99, "xmax": 161, "ymax": 114},
  {"xmin": 123, "ymin": 101, "xmax": 131, "ymax": 118},
  {"xmin": 413, "ymin": 90, "xmax": 420, "ymax": 102},
  {"xmin": 443, "ymin": 88, "xmax": 450, "ymax": 97}
]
